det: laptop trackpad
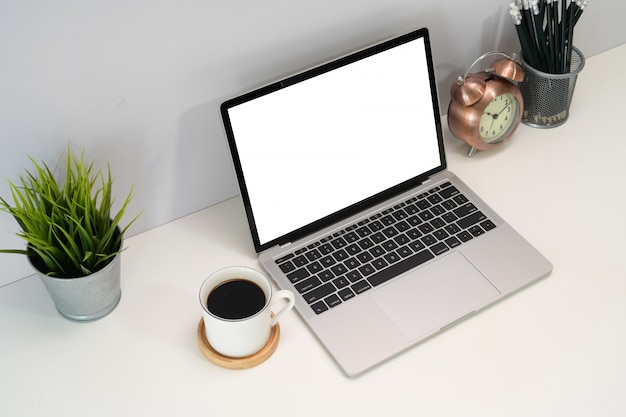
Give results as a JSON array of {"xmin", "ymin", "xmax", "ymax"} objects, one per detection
[{"xmin": 371, "ymin": 251, "xmax": 500, "ymax": 341}]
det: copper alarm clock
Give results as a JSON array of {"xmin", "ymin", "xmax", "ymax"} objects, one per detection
[{"xmin": 448, "ymin": 52, "xmax": 524, "ymax": 157}]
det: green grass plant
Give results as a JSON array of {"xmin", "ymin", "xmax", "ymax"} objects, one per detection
[{"xmin": 0, "ymin": 146, "xmax": 139, "ymax": 278}]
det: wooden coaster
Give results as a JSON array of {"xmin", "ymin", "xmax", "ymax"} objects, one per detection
[{"xmin": 197, "ymin": 317, "xmax": 280, "ymax": 370}]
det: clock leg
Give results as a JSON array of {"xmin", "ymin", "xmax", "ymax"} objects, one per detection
[{"xmin": 467, "ymin": 146, "xmax": 477, "ymax": 157}]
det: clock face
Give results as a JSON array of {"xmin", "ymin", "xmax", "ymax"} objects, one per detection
[{"xmin": 479, "ymin": 93, "xmax": 519, "ymax": 143}]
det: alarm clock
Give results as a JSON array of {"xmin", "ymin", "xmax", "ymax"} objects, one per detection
[{"xmin": 447, "ymin": 52, "xmax": 524, "ymax": 157}]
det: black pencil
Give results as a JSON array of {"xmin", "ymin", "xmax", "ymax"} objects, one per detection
[{"xmin": 510, "ymin": 1, "xmax": 589, "ymax": 74}]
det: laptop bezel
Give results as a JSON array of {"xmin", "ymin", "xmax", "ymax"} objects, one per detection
[{"xmin": 220, "ymin": 27, "xmax": 446, "ymax": 253}]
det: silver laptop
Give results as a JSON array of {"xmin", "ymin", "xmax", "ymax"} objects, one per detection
[{"xmin": 220, "ymin": 27, "xmax": 552, "ymax": 376}]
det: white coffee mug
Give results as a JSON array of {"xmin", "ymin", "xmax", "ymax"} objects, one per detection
[{"xmin": 199, "ymin": 266, "xmax": 295, "ymax": 358}]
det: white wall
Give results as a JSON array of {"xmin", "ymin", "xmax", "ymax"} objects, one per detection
[{"xmin": 1, "ymin": 0, "xmax": 624, "ymax": 286}]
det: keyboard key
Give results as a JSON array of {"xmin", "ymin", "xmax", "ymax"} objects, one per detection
[
  {"xmin": 276, "ymin": 254, "xmax": 294, "ymax": 264},
  {"xmin": 278, "ymin": 260, "xmax": 296, "ymax": 274},
  {"xmin": 332, "ymin": 276, "xmax": 350, "ymax": 288},
  {"xmin": 344, "ymin": 257, "xmax": 361, "ymax": 270},
  {"xmin": 407, "ymin": 216, "xmax": 422, "ymax": 227},
  {"xmin": 295, "ymin": 276, "xmax": 322, "ymax": 294},
  {"xmin": 457, "ymin": 211, "xmax": 487, "ymax": 229},
  {"xmin": 441, "ymin": 200, "xmax": 458, "ymax": 211},
  {"xmin": 430, "ymin": 205, "xmax": 445, "ymax": 216},
  {"xmin": 392, "ymin": 210, "xmax": 408, "ymax": 221},
  {"xmin": 338, "ymin": 288, "xmax": 356, "ymax": 301},
  {"xmin": 351, "ymin": 279, "xmax": 372, "ymax": 294},
  {"xmin": 457, "ymin": 231, "xmax": 473, "ymax": 242},
  {"xmin": 331, "ymin": 264, "xmax": 348, "ymax": 276},
  {"xmin": 358, "ymin": 237, "xmax": 374, "ymax": 250},
  {"xmin": 325, "ymin": 294, "xmax": 342, "ymax": 308},
  {"xmin": 320, "ymin": 255, "xmax": 336, "ymax": 268},
  {"xmin": 369, "ymin": 245, "xmax": 385, "ymax": 258},
  {"xmin": 367, "ymin": 249, "xmax": 435, "ymax": 287},
  {"xmin": 293, "ymin": 255, "xmax": 308, "ymax": 267},
  {"xmin": 421, "ymin": 234, "xmax": 437, "ymax": 246},
  {"xmin": 453, "ymin": 194, "xmax": 469, "ymax": 205},
  {"xmin": 319, "ymin": 243, "xmax": 334, "ymax": 255},
  {"xmin": 333, "ymin": 249, "xmax": 349, "ymax": 261},
  {"xmin": 358, "ymin": 263, "xmax": 376, "ymax": 276},
  {"xmin": 442, "ymin": 212, "xmax": 458, "ymax": 223},
  {"xmin": 418, "ymin": 223, "xmax": 435, "ymax": 234},
  {"xmin": 394, "ymin": 233, "xmax": 410, "ymax": 246},
  {"xmin": 445, "ymin": 223, "xmax": 461, "ymax": 235},
  {"xmin": 431, "ymin": 242, "xmax": 449, "ymax": 255},
  {"xmin": 430, "ymin": 217, "xmax": 446, "ymax": 229},
  {"xmin": 306, "ymin": 261, "xmax": 323, "ymax": 274},
  {"xmin": 384, "ymin": 252, "xmax": 401, "ymax": 264},
  {"xmin": 345, "ymin": 243, "xmax": 362, "ymax": 255},
  {"xmin": 331, "ymin": 237, "xmax": 347, "ymax": 249},
  {"xmin": 418, "ymin": 211, "xmax": 435, "ymax": 221},
  {"xmin": 371, "ymin": 232, "xmax": 386, "ymax": 243},
  {"xmin": 305, "ymin": 249, "xmax": 321, "ymax": 261},
  {"xmin": 356, "ymin": 252, "xmax": 374, "ymax": 263},
  {"xmin": 406, "ymin": 229, "xmax": 422, "ymax": 240},
  {"xmin": 439, "ymin": 185, "xmax": 460, "ymax": 199},
  {"xmin": 369, "ymin": 220, "xmax": 384, "ymax": 231},
  {"xmin": 318, "ymin": 270, "xmax": 334, "ymax": 282},
  {"xmin": 397, "ymin": 246, "xmax": 413, "ymax": 258},
  {"xmin": 382, "ymin": 226, "xmax": 399, "ymax": 239},
  {"xmin": 469, "ymin": 226, "xmax": 485, "ymax": 237},
  {"xmin": 404, "ymin": 204, "xmax": 419, "ymax": 215},
  {"xmin": 344, "ymin": 231, "xmax": 359, "ymax": 243},
  {"xmin": 433, "ymin": 229, "xmax": 449, "ymax": 240},
  {"xmin": 303, "ymin": 282, "xmax": 335, "ymax": 304},
  {"xmin": 345, "ymin": 270, "xmax": 363, "ymax": 282},
  {"xmin": 382, "ymin": 240, "xmax": 398, "ymax": 252},
  {"xmin": 453, "ymin": 202, "xmax": 478, "ymax": 218},
  {"xmin": 311, "ymin": 301, "xmax": 328, "ymax": 314},
  {"xmin": 445, "ymin": 236, "xmax": 462, "ymax": 248},
  {"xmin": 395, "ymin": 220, "xmax": 411, "ymax": 232},
  {"xmin": 287, "ymin": 267, "xmax": 310, "ymax": 283},
  {"xmin": 356, "ymin": 226, "xmax": 372, "ymax": 238},
  {"xmin": 416, "ymin": 200, "xmax": 431, "ymax": 210},
  {"xmin": 408, "ymin": 240, "xmax": 426, "ymax": 252},
  {"xmin": 481, "ymin": 220, "xmax": 496, "ymax": 231},
  {"xmin": 372, "ymin": 258, "xmax": 389, "ymax": 270},
  {"xmin": 380, "ymin": 215, "xmax": 396, "ymax": 226}
]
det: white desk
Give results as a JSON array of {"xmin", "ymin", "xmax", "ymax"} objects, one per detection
[{"xmin": 2, "ymin": 44, "xmax": 625, "ymax": 417}]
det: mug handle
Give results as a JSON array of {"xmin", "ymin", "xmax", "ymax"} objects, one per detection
[{"xmin": 270, "ymin": 290, "xmax": 295, "ymax": 326}]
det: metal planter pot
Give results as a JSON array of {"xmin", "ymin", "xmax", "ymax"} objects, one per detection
[
  {"xmin": 34, "ymin": 253, "xmax": 122, "ymax": 321},
  {"xmin": 29, "ymin": 227, "xmax": 124, "ymax": 322}
]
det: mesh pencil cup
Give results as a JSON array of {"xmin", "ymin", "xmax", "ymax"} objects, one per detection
[{"xmin": 519, "ymin": 46, "xmax": 585, "ymax": 128}]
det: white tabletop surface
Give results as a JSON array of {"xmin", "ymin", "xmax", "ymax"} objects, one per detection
[{"xmin": 2, "ymin": 43, "xmax": 625, "ymax": 417}]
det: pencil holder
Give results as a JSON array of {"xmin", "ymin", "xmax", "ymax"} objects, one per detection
[{"xmin": 519, "ymin": 46, "xmax": 585, "ymax": 128}]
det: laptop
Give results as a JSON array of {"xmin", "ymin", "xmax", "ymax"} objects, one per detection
[{"xmin": 220, "ymin": 27, "xmax": 552, "ymax": 376}]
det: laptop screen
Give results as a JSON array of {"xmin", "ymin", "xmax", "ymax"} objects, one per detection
[{"xmin": 222, "ymin": 28, "xmax": 445, "ymax": 252}]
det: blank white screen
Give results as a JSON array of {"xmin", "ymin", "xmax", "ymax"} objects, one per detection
[{"xmin": 228, "ymin": 37, "xmax": 441, "ymax": 246}]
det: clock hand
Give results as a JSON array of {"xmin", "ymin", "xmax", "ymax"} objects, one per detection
[{"xmin": 496, "ymin": 103, "xmax": 511, "ymax": 116}]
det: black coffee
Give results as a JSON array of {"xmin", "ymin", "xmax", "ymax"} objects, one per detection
[{"xmin": 207, "ymin": 279, "xmax": 266, "ymax": 320}]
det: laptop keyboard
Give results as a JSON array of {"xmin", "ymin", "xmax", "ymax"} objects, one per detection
[{"xmin": 274, "ymin": 181, "xmax": 496, "ymax": 315}]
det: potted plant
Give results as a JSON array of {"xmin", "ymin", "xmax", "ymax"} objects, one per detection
[{"xmin": 0, "ymin": 146, "xmax": 139, "ymax": 321}]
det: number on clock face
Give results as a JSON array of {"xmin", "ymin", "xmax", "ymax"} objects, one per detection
[{"xmin": 479, "ymin": 93, "xmax": 519, "ymax": 143}]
